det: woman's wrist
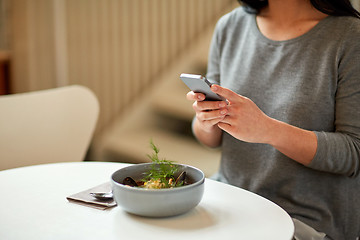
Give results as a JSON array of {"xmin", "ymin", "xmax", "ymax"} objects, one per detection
[
  {"xmin": 192, "ymin": 118, "xmax": 223, "ymax": 148},
  {"xmin": 264, "ymin": 117, "xmax": 317, "ymax": 165}
]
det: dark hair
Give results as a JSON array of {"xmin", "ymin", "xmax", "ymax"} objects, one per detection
[{"xmin": 239, "ymin": 0, "xmax": 360, "ymax": 18}]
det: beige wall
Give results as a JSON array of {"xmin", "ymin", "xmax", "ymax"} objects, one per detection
[
  {"xmin": 0, "ymin": 0, "xmax": 10, "ymax": 50},
  {"xmin": 8, "ymin": 0, "xmax": 237, "ymax": 135},
  {"xmin": 10, "ymin": 0, "xmax": 56, "ymax": 93},
  {"xmin": 352, "ymin": 0, "xmax": 360, "ymax": 10}
]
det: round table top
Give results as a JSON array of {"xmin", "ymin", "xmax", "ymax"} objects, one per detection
[{"xmin": 0, "ymin": 162, "xmax": 294, "ymax": 240}]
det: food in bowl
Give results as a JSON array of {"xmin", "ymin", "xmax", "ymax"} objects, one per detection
[
  {"xmin": 111, "ymin": 141, "xmax": 205, "ymax": 217},
  {"xmin": 122, "ymin": 169, "xmax": 188, "ymax": 189},
  {"xmin": 121, "ymin": 140, "xmax": 193, "ymax": 189}
]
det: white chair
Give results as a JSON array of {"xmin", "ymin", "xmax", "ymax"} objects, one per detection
[{"xmin": 0, "ymin": 85, "xmax": 99, "ymax": 170}]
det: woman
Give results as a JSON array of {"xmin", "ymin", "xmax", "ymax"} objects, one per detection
[{"xmin": 186, "ymin": 0, "xmax": 360, "ymax": 239}]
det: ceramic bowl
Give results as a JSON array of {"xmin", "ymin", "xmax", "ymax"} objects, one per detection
[{"xmin": 111, "ymin": 163, "xmax": 205, "ymax": 217}]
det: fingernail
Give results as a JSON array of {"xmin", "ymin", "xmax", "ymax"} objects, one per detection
[
  {"xmin": 211, "ymin": 85, "xmax": 218, "ymax": 91},
  {"xmin": 220, "ymin": 109, "xmax": 227, "ymax": 115},
  {"xmin": 219, "ymin": 102, "xmax": 226, "ymax": 107}
]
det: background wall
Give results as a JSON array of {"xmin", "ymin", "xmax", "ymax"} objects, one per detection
[
  {"xmin": 5, "ymin": 0, "xmax": 237, "ymax": 135},
  {"xmin": 0, "ymin": 0, "xmax": 9, "ymax": 49},
  {"xmin": 0, "ymin": 0, "xmax": 238, "ymax": 175},
  {"xmin": 353, "ymin": 0, "xmax": 360, "ymax": 10}
]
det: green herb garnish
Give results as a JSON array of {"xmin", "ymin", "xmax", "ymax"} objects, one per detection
[{"xmin": 142, "ymin": 140, "xmax": 183, "ymax": 188}]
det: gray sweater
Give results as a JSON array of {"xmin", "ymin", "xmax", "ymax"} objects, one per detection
[{"xmin": 207, "ymin": 7, "xmax": 360, "ymax": 240}]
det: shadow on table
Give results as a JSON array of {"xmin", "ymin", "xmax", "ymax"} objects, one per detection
[{"xmin": 114, "ymin": 205, "xmax": 218, "ymax": 231}]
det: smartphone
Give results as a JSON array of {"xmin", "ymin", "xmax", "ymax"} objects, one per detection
[{"xmin": 180, "ymin": 73, "xmax": 225, "ymax": 101}]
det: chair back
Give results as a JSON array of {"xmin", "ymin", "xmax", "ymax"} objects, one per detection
[{"xmin": 0, "ymin": 85, "xmax": 99, "ymax": 170}]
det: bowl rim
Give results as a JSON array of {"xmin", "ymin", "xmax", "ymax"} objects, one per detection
[{"xmin": 111, "ymin": 163, "xmax": 205, "ymax": 193}]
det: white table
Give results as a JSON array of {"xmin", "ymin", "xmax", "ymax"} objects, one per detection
[{"xmin": 0, "ymin": 162, "xmax": 294, "ymax": 240}]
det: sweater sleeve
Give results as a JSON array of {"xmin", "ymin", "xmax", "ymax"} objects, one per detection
[
  {"xmin": 206, "ymin": 16, "xmax": 223, "ymax": 85},
  {"xmin": 309, "ymin": 21, "xmax": 360, "ymax": 177}
]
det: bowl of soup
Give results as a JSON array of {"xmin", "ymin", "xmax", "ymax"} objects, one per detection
[{"xmin": 111, "ymin": 163, "xmax": 205, "ymax": 217}]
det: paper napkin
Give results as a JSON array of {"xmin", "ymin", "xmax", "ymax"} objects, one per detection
[{"xmin": 66, "ymin": 182, "xmax": 117, "ymax": 210}]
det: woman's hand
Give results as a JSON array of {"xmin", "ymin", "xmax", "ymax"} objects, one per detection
[
  {"xmin": 210, "ymin": 85, "xmax": 273, "ymax": 144},
  {"xmin": 187, "ymin": 84, "xmax": 316, "ymax": 164},
  {"xmin": 186, "ymin": 91, "xmax": 228, "ymax": 133},
  {"xmin": 210, "ymin": 84, "xmax": 317, "ymax": 165},
  {"xmin": 186, "ymin": 91, "xmax": 227, "ymax": 147}
]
